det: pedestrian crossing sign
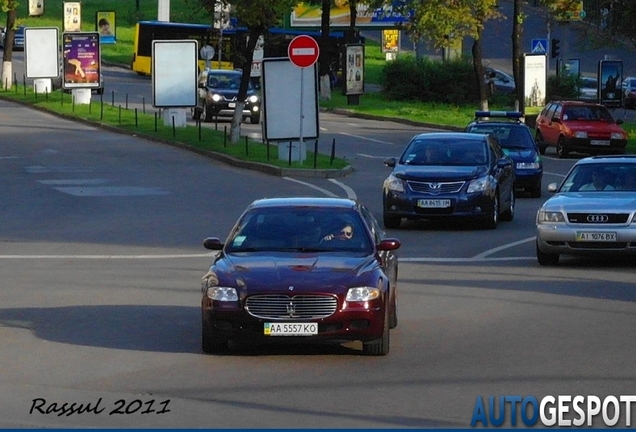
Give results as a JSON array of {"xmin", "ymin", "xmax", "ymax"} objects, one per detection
[{"xmin": 531, "ymin": 39, "xmax": 548, "ymax": 54}]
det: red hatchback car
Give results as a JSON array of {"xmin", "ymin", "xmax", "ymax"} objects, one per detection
[{"xmin": 535, "ymin": 100, "xmax": 628, "ymax": 158}]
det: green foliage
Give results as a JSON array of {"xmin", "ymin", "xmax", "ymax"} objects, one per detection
[
  {"xmin": 546, "ymin": 73, "xmax": 580, "ymax": 100},
  {"xmin": 380, "ymin": 56, "xmax": 479, "ymax": 104}
]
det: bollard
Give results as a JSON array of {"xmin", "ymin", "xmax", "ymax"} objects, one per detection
[
  {"xmin": 245, "ymin": 136, "xmax": 249, "ymax": 156},
  {"xmin": 135, "ymin": 108, "xmax": 138, "ymax": 127},
  {"xmin": 330, "ymin": 138, "xmax": 336, "ymax": 165},
  {"xmin": 198, "ymin": 120, "xmax": 201, "ymax": 140},
  {"xmin": 111, "ymin": 90, "xmax": 115, "ymax": 107},
  {"xmin": 154, "ymin": 112, "xmax": 157, "ymax": 132},
  {"xmin": 125, "ymin": 94, "xmax": 128, "ymax": 110},
  {"xmin": 314, "ymin": 139, "xmax": 318, "ymax": 168},
  {"xmin": 172, "ymin": 116, "xmax": 176, "ymax": 138},
  {"xmin": 288, "ymin": 141, "xmax": 292, "ymax": 166},
  {"xmin": 142, "ymin": 97, "xmax": 146, "ymax": 114},
  {"xmin": 223, "ymin": 126, "xmax": 227, "ymax": 147},
  {"xmin": 100, "ymin": 99, "xmax": 104, "ymax": 120},
  {"xmin": 118, "ymin": 105, "xmax": 121, "ymax": 123}
]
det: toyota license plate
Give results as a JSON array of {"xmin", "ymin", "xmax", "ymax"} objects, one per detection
[
  {"xmin": 576, "ymin": 232, "xmax": 617, "ymax": 241},
  {"xmin": 264, "ymin": 323, "xmax": 318, "ymax": 336},
  {"xmin": 418, "ymin": 199, "xmax": 451, "ymax": 208},
  {"xmin": 228, "ymin": 102, "xmax": 236, "ymax": 108},
  {"xmin": 590, "ymin": 140, "xmax": 610, "ymax": 146}
]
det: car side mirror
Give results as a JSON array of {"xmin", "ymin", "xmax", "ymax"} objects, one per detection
[
  {"xmin": 383, "ymin": 157, "xmax": 396, "ymax": 168},
  {"xmin": 497, "ymin": 158, "xmax": 512, "ymax": 169},
  {"xmin": 547, "ymin": 183, "xmax": 558, "ymax": 193},
  {"xmin": 203, "ymin": 237, "xmax": 224, "ymax": 250},
  {"xmin": 377, "ymin": 238, "xmax": 401, "ymax": 251},
  {"xmin": 551, "ymin": 116, "xmax": 561, "ymax": 123},
  {"xmin": 617, "ymin": 119, "xmax": 624, "ymax": 125}
]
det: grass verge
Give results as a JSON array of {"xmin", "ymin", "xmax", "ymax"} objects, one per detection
[{"xmin": 0, "ymin": 85, "xmax": 349, "ymax": 171}]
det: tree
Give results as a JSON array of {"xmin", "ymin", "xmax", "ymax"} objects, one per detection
[
  {"xmin": 512, "ymin": 0, "xmax": 523, "ymax": 107},
  {"xmin": 198, "ymin": 0, "xmax": 298, "ymax": 143},
  {"xmin": 1, "ymin": 0, "xmax": 19, "ymax": 90},
  {"xmin": 396, "ymin": 0, "xmax": 501, "ymax": 110}
]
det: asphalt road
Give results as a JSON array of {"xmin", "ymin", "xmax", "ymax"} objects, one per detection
[{"xmin": 2, "ymin": 98, "xmax": 636, "ymax": 428}]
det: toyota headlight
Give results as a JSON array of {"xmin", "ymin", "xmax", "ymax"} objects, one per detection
[
  {"xmin": 537, "ymin": 210, "xmax": 565, "ymax": 223},
  {"xmin": 346, "ymin": 287, "xmax": 380, "ymax": 301},
  {"xmin": 248, "ymin": 95, "xmax": 259, "ymax": 103},
  {"xmin": 207, "ymin": 287, "xmax": 238, "ymax": 301},
  {"xmin": 467, "ymin": 176, "xmax": 491, "ymax": 193},
  {"xmin": 574, "ymin": 131, "xmax": 588, "ymax": 139},
  {"xmin": 384, "ymin": 174, "xmax": 405, "ymax": 193},
  {"xmin": 211, "ymin": 94, "xmax": 222, "ymax": 102}
]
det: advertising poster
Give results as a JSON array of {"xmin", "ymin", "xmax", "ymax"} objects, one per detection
[
  {"xmin": 291, "ymin": 2, "xmax": 408, "ymax": 27},
  {"xmin": 63, "ymin": 2, "xmax": 81, "ymax": 32},
  {"xmin": 382, "ymin": 29, "xmax": 399, "ymax": 53},
  {"xmin": 344, "ymin": 44, "xmax": 364, "ymax": 96},
  {"xmin": 28, "ymin": 0, "xmax": 44, "ymax": 16},
  {"xmin": 565, "ymin": 58, "xmax": 580, "ymax": 76},
  {"xmin": 62, "ymin": 32, "xmax": 101, "ymax": 90},
  {"xmin": 96, "ymin": 11, "xmax": 116, "ymax": 44},
  {"xmin": 599, "ymin": 60, "xmax": 623, "ymax": 108},
  {"xmin": 523, "ymin": 54, "xmax": 547, "ymax": 113}
]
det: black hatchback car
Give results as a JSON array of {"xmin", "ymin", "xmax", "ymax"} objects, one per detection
[
  {"xmin": 382, "ymin": 132, "xmax": 515, "ymax": 229},
  {"xmin": 465, "ymin": 111, "xmax": 543, "ymax": 197}
]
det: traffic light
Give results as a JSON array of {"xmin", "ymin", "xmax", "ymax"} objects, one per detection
[{"xmin": 551, "ymin": 38, "xmax": 561, "ymax": 59}]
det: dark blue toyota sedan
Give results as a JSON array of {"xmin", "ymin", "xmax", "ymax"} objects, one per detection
[
  {"xmin": 465, "ymin": 111, "xmax": 543, "ymax": 197},
  {"xmin": 382, "ymin": 132, "xmax": 515, "ymax": 230}
]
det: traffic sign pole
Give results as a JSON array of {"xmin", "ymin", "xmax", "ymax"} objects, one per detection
[{"xmin": 288, "ymin": 35, "xmax": 320, "ymax": 162}]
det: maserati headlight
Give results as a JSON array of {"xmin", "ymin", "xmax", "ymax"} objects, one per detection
[
  {"xmin": 467, "ymin": 176, "xmax": 490, "ymax": 193},
  {"xmin": 248, "ymin": 95, "xmax": 259, "ymax": 103},
  {"xmin": 346, "ymin": 287, "xmax": 380, "ymax": 302},
  {"xmin": 384, "ymin": 174, "xmax": 405, "ymax": 193},
  {"xmin": 537, "ymin": 210, "xmax": 565, "ymax": 223},
  {"xmin": 574, "ymin": 131, "xmax": 588, "ymax": 139},
  {"xmin": 207, "ymin": 287, "xmax": 238, "ymax": 301}
]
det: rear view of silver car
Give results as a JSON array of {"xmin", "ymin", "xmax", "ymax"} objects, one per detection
[{"xmin": 536, "ymin": 155, "xmax": 636, "ymax": 265}]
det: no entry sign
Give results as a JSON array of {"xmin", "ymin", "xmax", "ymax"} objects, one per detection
[{"xmin": 288, "ymin": 35, "xmax": 320, "ymax": 68}]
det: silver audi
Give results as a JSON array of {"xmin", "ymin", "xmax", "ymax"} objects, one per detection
[{"xmin": 536, "ymin": 155, "xmax": 636, "ymax": 265}]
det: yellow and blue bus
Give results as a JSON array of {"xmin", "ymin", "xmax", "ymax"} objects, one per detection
[
  {"xmin": 131, "ymin": 21, "xmax": 236, "ymax": 75},
  {"xmin": 131, "ymin": 21, "xmax": 347, "ymax": 78}
]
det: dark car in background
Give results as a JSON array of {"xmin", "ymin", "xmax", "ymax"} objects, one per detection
[
  {"xmin": 193, "ymin": 69, "xmax": 261, "ymax": 124},
  {"xmin": 536, "ymin": 155, "xmax": 636, "ymax": 265},
  {"xmin": 200, "ymin": 197, "xmax": 401, "ymax": 356},
  {"xmin": 0, "ymin": 25, "xmax": 25, "ymax": 50},
  {"xmin": 382, "ymin": 132, "xmax": 515, "ymax": 230},
  {"xmin": 535, "ymin": 100, "xmax": 629, "ymax": 158},
  {"xmin": 466, "ymin": 111, "xmax": 543, "ymax": 197},
  {"xmin": 623, "ymin": 76, "xmax": 636, "ymax": 109}
]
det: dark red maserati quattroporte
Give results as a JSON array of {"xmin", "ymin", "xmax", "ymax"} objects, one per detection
[{"xmin": 200, "ymin": 197, "xmax": 401, "ymax": 355}]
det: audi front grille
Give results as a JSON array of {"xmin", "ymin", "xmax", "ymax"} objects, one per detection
[
  {"xmin": 567, "ymin": 213, "xmax": 630, "ymax": 224},
  {"xmin": 245, "ymin": 294, "xmax": 338, "ymax": 320}
]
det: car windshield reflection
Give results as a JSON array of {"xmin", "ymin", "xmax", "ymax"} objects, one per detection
[
  {"xmin": 400, "ymin": 138, "xmax": 487, "ymax": 166},
  {"xmin": 225, "ymin": 208, "xmax": 373, "ymax": 253},
  {"xmin": 560, "ymin": 163, "xmax": 636, "ymax": 192}
]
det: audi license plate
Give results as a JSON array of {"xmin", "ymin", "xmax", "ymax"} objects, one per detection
[
  {"xmin": 228, "ymin": 102, "xmax": 236, "ymax": 108},
  {"xmin": 264, "ymin": 323, "xmax": 318, "ymax": 336},
  {"xmin": 590, "ymin": 140, "xmax": 610, "ymax": 146},
  {"xmin": 576, "ymin": 232, "xmax": 617, "ymax": 241},
  {"xmin": 418, "ymin": 199, "xmax": 451, "ymax": 208}
]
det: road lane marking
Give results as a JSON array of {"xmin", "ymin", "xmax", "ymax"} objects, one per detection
[
  {"xmin": 282, "ymin": 177, "xmax": 339, "ymax": 197},
  {"xmin": 339, "ymin": 132, "xmax": 394, "ymax": 145},
  {"xmin": 328, "ymin": 178, "xmax": 356, "ymax": 200}
]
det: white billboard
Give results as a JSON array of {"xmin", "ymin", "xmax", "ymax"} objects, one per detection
[
  {"xmin": 152, "ymin": 40, "xmax": 198, "ymax": 108},
  {"xmin": 261, "ymin": 57, "xmax": 319, "ymax": 141},
  {"xmin": 25, "ymin": 27, "xmax": 60, "ymax": 79}
]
